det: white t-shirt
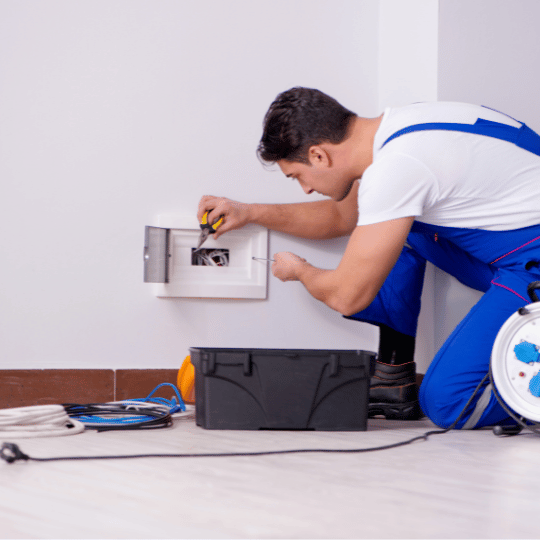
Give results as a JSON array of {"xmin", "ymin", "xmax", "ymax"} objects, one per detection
[{"xmin": 357, "ymin": 102, "xmax": 540, "ymax": 231}]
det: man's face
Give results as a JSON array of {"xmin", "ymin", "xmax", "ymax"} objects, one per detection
[{"xmin": 277, "ymin": 158, "xmax": 353, "ymax": 202}]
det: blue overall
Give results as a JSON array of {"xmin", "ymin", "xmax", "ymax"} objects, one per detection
[{"xmin": 348, "ymin": 114, "xmax": 540, "ymax": 429}]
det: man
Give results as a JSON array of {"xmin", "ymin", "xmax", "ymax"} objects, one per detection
[{"xmin": 198, "ymin": 87, "xmax": 540, "ymax": 428}]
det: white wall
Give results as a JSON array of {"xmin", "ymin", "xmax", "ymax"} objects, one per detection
[
  {"xmin": 0, "ymin": 0, "xmax": 381, "ymax": 369},
  {"xmin": 378, "ymin": 0, "xmax": 438, "ymax": 112},
  {"xmin": 0, "ymin": 0, "xmax": 442, "ymax": 371},
  {"xmin": 378, "ymin": 0, "xmax": 439, "ymax": 373},
  {"xmin": 436, "ymin": 0, "xmax": 540, "ymax": 350}
]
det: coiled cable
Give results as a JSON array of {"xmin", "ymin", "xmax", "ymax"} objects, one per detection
[
  {"xmin": 0, "ymin": 404, "xmax": 85, "ymax": 438},
  {"xmin": 63, "ymin": 403, "xmax": 172, "ymax": 432},
  {"xmin": 0, "ymin": 383, "xmax": 186, "ymax": 437},
  {"xmin": 63, "ymin": 382, "xmax": 186, "ymax": 432}
]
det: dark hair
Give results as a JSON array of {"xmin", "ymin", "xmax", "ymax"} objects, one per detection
[{"xmin": 257, "ymin": 87, "xmax": 357, "ymax": 165}]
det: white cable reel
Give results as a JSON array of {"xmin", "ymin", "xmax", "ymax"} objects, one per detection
[
  {"xmin": 0, "ymin": 404, "xmax": 85, "ymax": 438},
  {"xmin": 491, "ymin": 281, "xmax": 540, "ymax": 423}
]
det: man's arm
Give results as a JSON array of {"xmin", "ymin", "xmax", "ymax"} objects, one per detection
[
  {"xmin": 197, "ymin": 181, "xmax": 359, "ymax": 240},
  {"xmin": 272, "ymin": 216, "xmax": 415, "ymax": 316}
]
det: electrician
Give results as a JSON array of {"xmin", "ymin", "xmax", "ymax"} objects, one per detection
[{"xmin": 198, "ymin": 87, "xmax": 540, "ymax": 428}]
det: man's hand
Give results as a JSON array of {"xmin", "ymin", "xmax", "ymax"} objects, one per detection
[
  {"xmin": 271, "ymin": 252, "xmax": 307, "ymax": 281},
  {"xmin": 197, "ymin": 196, "xmax": 251, "ymax": 239},
  {"xmin": 273, "ymin": 217, "xmax": 415, "ymax": 316}
]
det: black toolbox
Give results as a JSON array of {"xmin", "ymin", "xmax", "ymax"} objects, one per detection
[{"xmin": 190, "ymin": 348, "xmax": 375, "ymax": 431}]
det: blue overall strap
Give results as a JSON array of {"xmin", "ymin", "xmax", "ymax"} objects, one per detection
[{"xmin": 381, "ymin": 117, "xmax": 540, "ymax": 157}]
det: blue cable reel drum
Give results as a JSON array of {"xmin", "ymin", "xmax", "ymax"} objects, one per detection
[{"xmin": 491, "ymin": 281, "xmax": 540, "ymax": 428}]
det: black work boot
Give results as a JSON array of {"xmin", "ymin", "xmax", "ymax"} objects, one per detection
[
  {"xmin": 369, "ymin": 325, "xmax": 423, "ymax": 420},
  {"xmin": 369, "ymin": 360, "xmax": 423, "ymax": 420}
]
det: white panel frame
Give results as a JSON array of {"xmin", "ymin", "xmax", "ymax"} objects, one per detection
[{"xmin": 152, "ymin": 215, "xmax": 269, "ymax": 299}]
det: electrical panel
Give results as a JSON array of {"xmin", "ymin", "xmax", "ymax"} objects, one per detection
[{"xmin": 144, "ymin": 215, "xmax": 269, "ymax": 299}]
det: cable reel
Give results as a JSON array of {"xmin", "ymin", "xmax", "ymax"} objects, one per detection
[{"xmin": 490, "ymin": 281, "xmax": 540, "ymax": 433}]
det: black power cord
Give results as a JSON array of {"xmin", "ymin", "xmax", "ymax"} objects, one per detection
[
  {"xmin": 0, "ymin": 435, "xmax": 433, "ymax": 464},
  {"xmin": 1, "ymin": 374, "xmax": 493, "ymax": 465}
]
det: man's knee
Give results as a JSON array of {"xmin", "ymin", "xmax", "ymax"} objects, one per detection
[
  {"xmin": 419, "ymin": 375, "xmax": 472, "ymax": 429},
  {"xmin": 420, "ymin": 372, "xmax": 499, "ymax": 429}
]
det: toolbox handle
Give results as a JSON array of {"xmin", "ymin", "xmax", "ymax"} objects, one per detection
[{"xmin": 201, "ymin": 351, "xmax": 252, "ymax": 376}]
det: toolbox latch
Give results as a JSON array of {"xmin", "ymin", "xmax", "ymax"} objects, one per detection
[
  {"xmin": 202, "ymin": 352, "xmax": 216, "ymax": 375},
  {"xmin": 329, "ymin": 353, "xmax": 339, "ymax": 377},
  {"xmin": 243, "ymin": 353, "xmax": 252, "ymax": 376}
]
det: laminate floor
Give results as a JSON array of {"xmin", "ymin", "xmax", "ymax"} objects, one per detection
[{"xmin": 1, "ymin": 409, "xmax": 539, "ymax": 539}]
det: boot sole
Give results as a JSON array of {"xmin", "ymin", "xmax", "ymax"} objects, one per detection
[{"xmin": 369, "ymin": 401, "xmax": 423, "ymax": 421}]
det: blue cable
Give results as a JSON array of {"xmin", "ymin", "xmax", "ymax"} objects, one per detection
[
  {"xmin": 64, "ymin": 383, "xmax": 186, "ymax": 430},
  {"xmin": 125, "ymin": 383, "xmax": 186, "ymax": 414},
  {"xmin": 75, "ymin": 414, "xmax": 152, "ymax": 425}
]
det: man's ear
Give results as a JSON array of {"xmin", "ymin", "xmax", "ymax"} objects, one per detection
[{"xmin": 308, "ymin": 145, "xmax": 331, "ymax": 168}]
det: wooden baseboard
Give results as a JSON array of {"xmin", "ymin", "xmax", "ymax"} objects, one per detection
[
  {"xmin": 0, "ymin": 369, "xmax": 425, "ymax": 409},
  {"xmin": 0, "ymin": 369, "xmax": 178, "ymax": 409}
]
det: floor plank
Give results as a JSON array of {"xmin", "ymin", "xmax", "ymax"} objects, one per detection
[{"xmin": 1, "ymin": 412, "xmax": 539, "ymax": 539}]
